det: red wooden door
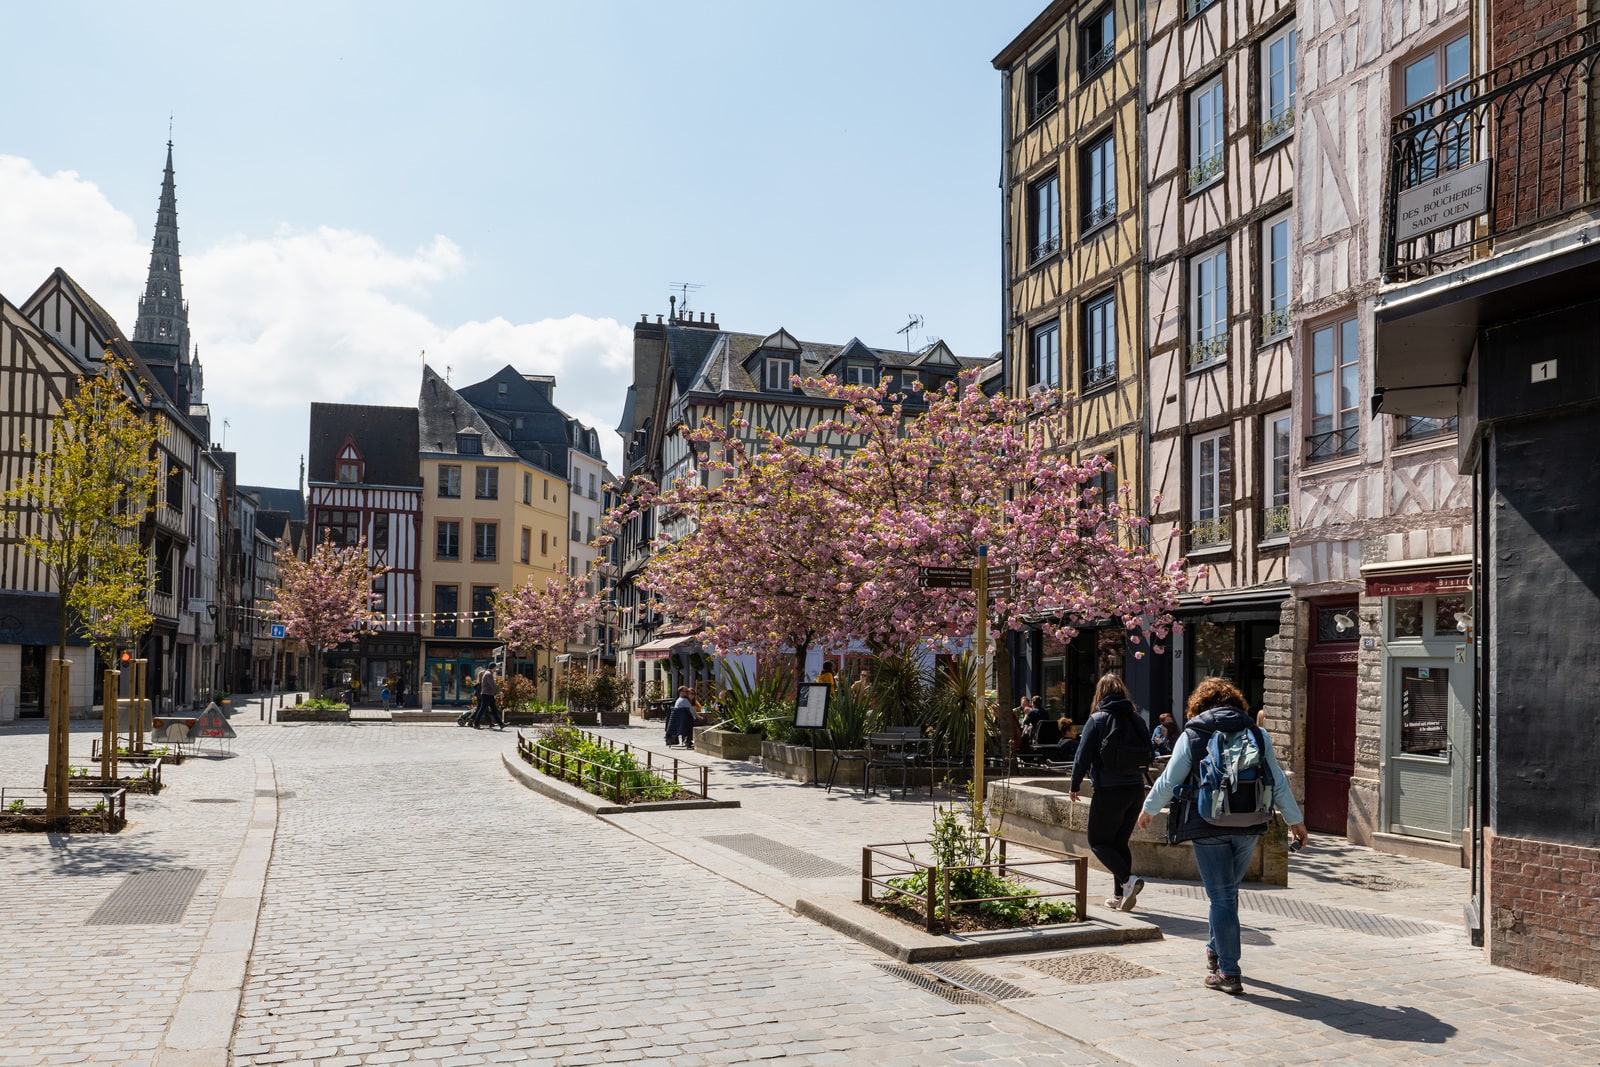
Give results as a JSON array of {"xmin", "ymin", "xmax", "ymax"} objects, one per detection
[{"xmin": 1305, "ymin": 667, "xmax": 1356, "ymax": 834}]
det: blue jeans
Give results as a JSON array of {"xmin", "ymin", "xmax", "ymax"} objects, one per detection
[{"xmin": 1191, "ymin": 834, "xmax": 1258, "ymax": 977}]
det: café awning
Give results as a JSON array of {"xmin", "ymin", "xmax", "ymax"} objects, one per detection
[{"xmin": 633, "ymin": 635, "xmax": 698, "ymax": 661}]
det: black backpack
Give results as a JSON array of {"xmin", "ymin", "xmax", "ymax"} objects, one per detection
[{"xmin": 1099, "ymin": 707, "xmax": 1154, "ymax": 775}]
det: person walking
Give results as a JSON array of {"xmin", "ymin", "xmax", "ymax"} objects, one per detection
[
  {"xmin": 1137, "ymin": 676, "xmax": 1308, "ymax": 995},
  {"xmin": 1070, "ymin": 673, "xmax": 1152, "ymax": 912},
  {"xmin": 472, "ymin": 668, "xmax": 503, "ymax": 730},
  {"xmin": 665, "ymin": 685, "xmax": 696, "ymax": 748}
]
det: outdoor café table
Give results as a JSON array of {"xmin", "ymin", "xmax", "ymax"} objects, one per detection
[{"xmin": 865, "ymin": 730, "xmax": 932, "ymax": 798}]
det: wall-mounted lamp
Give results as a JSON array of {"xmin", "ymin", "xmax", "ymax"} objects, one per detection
[
  {"xmin": 1333, "ymin": 612, "xmax": 1356, "ymax": 634},
  {"xmin": 1455, "ymin": 611, "xmax": 1474, "ymax": 636}
]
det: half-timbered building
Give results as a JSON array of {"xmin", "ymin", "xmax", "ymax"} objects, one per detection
[
  {"xmin": 306, "ymin": 404, "xmax": 423, "ymax": 700},
  {"xmin": 1288, "ymin": 0, "xmax": 1474, "ymax": 864},
  {"xmin": 993, "ymin": 0, "xmax": 1154, "ymax": 720},
  {"xmin": 1142, "ymin": 0, "xmax": 1297, "ymax": 727}
]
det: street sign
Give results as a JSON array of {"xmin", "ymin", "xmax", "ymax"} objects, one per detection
[
  {"xmin": 270, "ymin": 624, "xmax": 287, "ymax": 639},
  {"xmin": 917, "ymin": 566, "xmax": 974, "ymax": 589}
]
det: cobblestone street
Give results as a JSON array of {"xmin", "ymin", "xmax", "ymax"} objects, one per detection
[{"xmin": 2, "ymin": 706, "xmax": 1599, "ymax": 1065}]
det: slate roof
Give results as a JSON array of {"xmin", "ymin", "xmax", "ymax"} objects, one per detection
[
  {"xmin": 239, "ymin": 485, "xmax": 306, "ymax": 522},
  {"xmin": 456, "ymin": 364, "xmax": 599, "ymax": 476},
  {"xmin": 677, "ymin": 326, "xmax": 990, "ymax": 401},
  {"xmin": 307, "ymin": 403, "xmax": 422, "ymax": 487},
  {"xmin": 417, "ymin": 365, "xmax": 523, "ymax": 465}
]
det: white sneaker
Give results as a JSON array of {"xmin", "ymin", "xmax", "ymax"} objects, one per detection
[
  {"xmin": 1104, "ymin": 896, "xmax": 1123, "ymax": 910},
  {"xmin": 1119, "ymin": 877, "xmax": 1145, "ymax": 912}
]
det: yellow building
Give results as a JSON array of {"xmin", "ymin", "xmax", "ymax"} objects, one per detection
[
  {"xmin": 417, "ymin": 366, "xmax": 568, "ymax": 705},
  {"xmin": 993, "ymin": 0, "xmax": 1149, "ymax": 717}
]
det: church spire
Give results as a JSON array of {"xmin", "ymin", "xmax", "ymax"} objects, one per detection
[{"xmin": 132, "ymin": 141, "xmax": 190, "ymax": 364}]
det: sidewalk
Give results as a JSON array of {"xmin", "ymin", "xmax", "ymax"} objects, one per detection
[{"xmin": 582, "ymin": 721, "xmax": 1600, "ymax": 1066}]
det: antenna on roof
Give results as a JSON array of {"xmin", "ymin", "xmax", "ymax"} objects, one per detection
[
  {"xmin": 897, "ymin": 314, "xmax": 924, "ymax": 353},
  {"xmin": 669, "ymin": 282, "xmax": 702, "ymax": 317},
  {"xmin": 445, "ymin": 364, "xmax": 452, "ymax": 384}
]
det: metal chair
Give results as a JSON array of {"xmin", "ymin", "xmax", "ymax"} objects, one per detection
[{"xmin": 823, "ymin": 730, "xmax": 870, "ymax": 794}]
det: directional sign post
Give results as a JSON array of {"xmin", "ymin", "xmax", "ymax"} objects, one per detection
[{"xmin": 917, "ymin": 566, "xmax": 974, "ymax": 589}]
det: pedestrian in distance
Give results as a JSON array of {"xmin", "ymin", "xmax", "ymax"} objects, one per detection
[
  {"xmin": 1138, "ymin": 676, "xmax": 1308, "ymax": 996},
  {"xmin": 1151, "ymin": 711, "xmax": 1178, "ymax": 755},
  {"xmin": 665, "ymin": 685, "xmax": 696, "ymax": 748},
  {"xmin": 1070, "ymin": 673, "xmax": 1154, "ymax": 913},
  {"xmin": 472, "ymin": 668, "xmax": 503, "ymax": 730}
]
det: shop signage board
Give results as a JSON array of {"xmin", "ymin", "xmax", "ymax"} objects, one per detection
[{"xmin": 1365, "ymin": 571, "xmax": 1471, "ymax": 597}]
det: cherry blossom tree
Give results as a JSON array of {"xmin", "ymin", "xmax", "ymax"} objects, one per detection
[
  {"xmin": 494, "ymin": 564, "xmax": 596, "ymax": 701},
  {"xmin": 271, "ymin": 535, "xmax": 385, "ymax": 700}
]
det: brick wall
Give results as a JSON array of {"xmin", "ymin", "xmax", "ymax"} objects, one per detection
[{"xmin": 1486, "ymin": 828, "xmax": 1600, "ymax": 988}]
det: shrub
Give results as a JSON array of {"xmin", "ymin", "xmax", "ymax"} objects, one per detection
[
  {"xmin": 499, "ymin": 673, "xmax": 537, "ymax": 712},
  {"xmin": 591, "ymin": 667, "xmax": 624, "ymax": 712},
  {"xmin": 719, "ymin": 659, "xmax": 795, "ymax": 736}
]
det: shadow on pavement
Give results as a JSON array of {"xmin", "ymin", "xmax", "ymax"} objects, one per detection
[
  {"xmin": 1139, "ymin": 910, "xmax": 1274, "ymax": 947},
  {"xmin": 46, "ymin": 835, "xmax": 184, "ymax": 878},
  {"xmin": 1243, "ymin": 977, "xmax": 1458, "ymax": 1042}
]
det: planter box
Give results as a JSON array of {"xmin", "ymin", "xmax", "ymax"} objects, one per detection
[
  {"xmin": 504, "ymin": 710, "xmax": 598, "ymax": 727},
  {"xmin": 598, "ymin": 710, "xmax": 629, "ymax": 727},
  {"xmin": 762, "ymin": 739, "xmax": 867, "ymax": 786},
  {"xmin": 694, "ymin": 727, "xmax": 764, "ymax": 761},
  {"xmin": 987, "ymin": 777, "xmax": 1289, "ymax": 885},
  {"xmin": 277, "ymin": 707, "xmax": 350, "ymax": 723}
]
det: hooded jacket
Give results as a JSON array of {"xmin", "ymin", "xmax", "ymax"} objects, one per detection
[
  {"xmin": 1070, "ymin": 696, "xmax": 1150, "ymax": 791},
  {"xmin": 1142, "ymin": 705, "xmax": 1304, "ymax": 842}
]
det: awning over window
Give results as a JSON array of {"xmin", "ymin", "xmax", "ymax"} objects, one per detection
[
  {"xmin": 1361, "ymin": 555, "xmax": 1473, "ymax": 597},
  {"xmin": 633, "ymin": 635, "xmax": 697, "ymax": 660}
]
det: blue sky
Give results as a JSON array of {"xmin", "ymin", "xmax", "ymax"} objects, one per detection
[{"xmin": 0, "ymin": 0, "xmax": 1044, "ymax": 488}]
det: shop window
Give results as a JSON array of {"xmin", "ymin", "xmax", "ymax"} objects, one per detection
[
  {"xmin": 1185, "ymin": 620, "xmax": 1275, "ymax": 714},
  {"xmin": 1398, "ymin": 666, "xmax": 1450, "ymax": 756}
]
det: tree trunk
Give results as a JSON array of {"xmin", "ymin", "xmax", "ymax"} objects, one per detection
[
  {"xmin": 793, "ymin": 641, "xmax": 810, "ymax": 692},
  {"xmin": 311, "ymin": 648, "xmax": 325, "ymax": 701}
]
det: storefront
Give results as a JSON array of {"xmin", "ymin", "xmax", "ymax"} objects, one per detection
[{"xmin": 326, "ymin": 633, "xmax": 420, "ymax": 707}]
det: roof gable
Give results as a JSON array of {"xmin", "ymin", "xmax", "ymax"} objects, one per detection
[
  {"xmin": 912, "ymin": 340, "xmax": 959, "ymax": 369},
  {"xmin": 756, "ymin": 327, "xmax": 802, "ymax": 353}
]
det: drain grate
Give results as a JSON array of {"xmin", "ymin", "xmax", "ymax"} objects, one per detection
[
  {"xmin": 1026, "ymin": 952, "xmax": 1160, "ymax": 984},
  {"xmin": 705, "ymin": 834, "xmax": 853, "ymax": 878},
  {"xmin": 921, "ymin": 961, "xmax": 1036, "ymax": 1000},
  {"xmin": 190, "ymin": 798, "xmax": 239, "ymax": 804},
  {"xmin": 1158, "ymin": 884, "xmax": 1442, "ymax": 938},
  {"xmin": 876, "ymin": 963, "xmax": 988, "ymax": 1004},
  {"xmin": 86, "ymin": 868, "xmax": 204, "ymax": 925}
]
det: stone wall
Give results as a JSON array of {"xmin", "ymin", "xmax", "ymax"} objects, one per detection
[
  {"xmin": 1259, "ymin": 597, "xmax": 1304, "ymax": 805},
  {"xmin": 1487, "ymin": 828, "xmax": 1600, "ymax": 988},
  {"xmin": 1347, "ymin": 592, "xmax": 1385, "ymax": 847}
]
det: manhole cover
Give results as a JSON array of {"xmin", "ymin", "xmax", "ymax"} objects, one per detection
[
  {"xmin": 190, "ymin": 798, "xmax": 239, "ymax": 804},
  {"xmin": 1337, "ymin": 873, "xmax": 1418, "ymax": 892},
  {"xmin": 86, "ymin": 868, "xmax": 204, "ymax": 925},
  {"xmin": 1026, "ymin": 952, "xmax": 1159, "ymax": 984}
]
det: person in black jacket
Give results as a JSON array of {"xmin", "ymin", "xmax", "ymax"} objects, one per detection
[{"xmin": 1070, "ymin": 673, "xmax": 1149, "ymax": 912}]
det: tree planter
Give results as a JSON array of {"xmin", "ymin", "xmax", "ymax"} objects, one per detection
[
  {"xmin": 598, "ymin": 710, "xmax": 629, "ymax": 727},
  {"xmin": 762, "ymin": 739, "xmax": 867, "ymax": 786},
  {"xmin": 277, "ymin": 707, "xmax": 350, "ymax": 723},
  {"xmin": 504, "ymin": 710, "xmax": 598, "ymax": 727},
  {"xmin": 694, "ymin": 727, "xmax": 764, "ymax": 761},
  {"xmin": 987, "ymin": 777, "xmax": 1289, "ymax": 886}
]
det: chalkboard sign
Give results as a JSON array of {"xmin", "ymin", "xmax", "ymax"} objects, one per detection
[{"xmin": 794, "ymin": 683, "xmax": 830, "ymax": 730}]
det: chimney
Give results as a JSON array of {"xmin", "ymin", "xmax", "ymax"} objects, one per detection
[
  {"xmin": 670, "ymin": 294, "xmax": 677, "ymax": 321},
  {"xmin": 640, "ymin": 313, "xmax": 648, "ymax": 323},
  {"xmin": 656, "ymin": 315, "xmax": 663, "ymax": 323}
]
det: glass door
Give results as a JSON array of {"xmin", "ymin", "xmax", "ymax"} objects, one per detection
[{"xmin": 1384, "ymin": 594, "xmax": 1474, "ymax": 842}]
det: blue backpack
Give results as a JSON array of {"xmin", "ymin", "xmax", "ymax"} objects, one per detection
[{"xmin": 1193, "ymin": 725, "xmax": 1275, "ymax": 830}]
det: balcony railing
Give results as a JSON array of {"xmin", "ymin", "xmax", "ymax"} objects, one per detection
[
  {"xmin": 1083, "ymin": 199, "xmax": 1117, "ymax": 231},
  {"xmin": 1306, "ymin": 425, "xmax": 1360, "ymax": 463},
  {"xmin": 1260, "ymin": 306, "xmax": 1291, "ymax": 341},
  {"xmin": 1029, "ymin": 233, "xmax": 1062, "ymax": 264},
  {"xmin": 1186, "ymin": 0, "xmax": 1219, "ymax": 18},
  {"xmin": 1030, "ymin": 88, "xmax": 1059, "ymax": 125},
  {"xmin": 1384, "ymin": 24, "xmax": 1600, "ymax": 281},
  {"xmin": 1188, "ymin": 334, "xmax": 1227, "ymax": 370},
  {"xmin": 1397, "ymin": 415, "xmax": 1459, "ymax": 442},
  {"xmin": 1082, "ymin": 359, "xmax": 1117, "ymax": 391},
  {"xmin": 1192, "ymin": 514, "xmax": 1232, "ymax": 549},
  {"xmin": 1187, "ymin": 153, "xmax": 1224, "ymax": 191},
  {"xmin": 1262, "ymin": 503, "xmax": 1291, "ymax": 540},
  {"xmin": 1260, "ymin": 105, "xmax": 1295, "ymax": 145},
  {"xmin": 1081, "ymin": 42, "xmax": 1116, "ymax": 81}
]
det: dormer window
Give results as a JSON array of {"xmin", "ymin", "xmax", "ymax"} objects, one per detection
[
  {"xmin": 457, "ymin": 432, "xmax": 482, "ymax": 455},
  {"xmin": 844, "ymin": 365, "xmax": 876, "ymax": 386},
  {"xmin": 336, "ymin": 460, "xmax": 361, "ymax": 483},
  {"xmin": 334, "ymin": 438, "xmax": 365, "ymax": 483},
  {"xmin": 497, "ymin": 382, "xmax": 508, "ymax": 397},
  {"xmin": 764, "ymin": 357, "xmax": 795, "ymax": 391}
]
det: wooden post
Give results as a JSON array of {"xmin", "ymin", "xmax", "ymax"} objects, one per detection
[
  {"xmin": 101, "ymin": 668, "xmax": 120, "ymax": 783},
  {"xmin": 45, "ymin": 659, "xmax": 70, "ymax": 821},
  {"xmin": 131, "ymin": 659, "xmax": 148, "ymax": 756},
  {"xmin": 972, "ymin": 546, "xmax": 989, "ymax": 816}
]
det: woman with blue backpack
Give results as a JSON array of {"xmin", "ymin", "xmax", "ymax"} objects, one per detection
[{"xmin": 1137, "ymin": 676, "xmax": 1308, "ymax": 996}]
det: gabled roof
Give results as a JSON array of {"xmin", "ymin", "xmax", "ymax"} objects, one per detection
[
  {"xmin": 756, "ymin": 327, "xmax": 802, "ymax": 353},
  {"xmin": 417, "ymin": 364, "xmax": 519, "ymax": 460},
  {"xmin": 912, "ymin": 339, "xmax": 960, "ymax": 370},
  {"xmin": 307, "ymin": 403, "xmax": 422, "ymax": 487}
]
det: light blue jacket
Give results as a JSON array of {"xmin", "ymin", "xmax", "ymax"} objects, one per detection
[{"xmin": 1142, "ymin": 723, "xmax": 1304, "ymax": 828}]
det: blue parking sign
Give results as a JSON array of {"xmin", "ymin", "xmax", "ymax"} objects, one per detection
[{"xmin": 270, "ymin": 624, "xmax": 287, "ymax": 639}]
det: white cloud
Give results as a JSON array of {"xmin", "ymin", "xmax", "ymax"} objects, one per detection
[{"xmin": 0, "ymin": 155, "xmax": 630, "ymax": 487}]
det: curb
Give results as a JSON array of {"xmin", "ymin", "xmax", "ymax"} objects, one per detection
[
  {"xmin": 153, "ymin": 756, "xmax": 277, "ymax": 1067},
  {"xmin": 795, "ymin": 893, "xmax": 1163, "ymax": 963},
  {"xmin": 501, "ymin": 751, "xmax": 740, "ymax": 814}
]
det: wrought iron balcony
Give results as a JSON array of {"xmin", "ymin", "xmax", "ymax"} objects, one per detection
[
  {"xmin": 1187, "ymin": 153, "xmax": 1224, "ymax": 191},
  {"xmin": 1262, "ymin": 503, "xmax": 1291, "ymax": 540},
  {"xmin": 1081, "ymin": 42, "xmax": 1116, "ymax": 81},
  {"xmin": 1030, "ymin": 89, "xmax": 1059, "ymax": 125},
  {"xmin": 1306, "ymin": 425, "xmax": 1360, "ymax": 463},
  {"xmin": 1188, "ymin": 334, "xmax": 1228, "ymax": 369},
  {"xmin": 1082, "ymin": 359, "xmax": 1117, "ymax": 391},
  {"xmin": 1397, "ymin": 415, "xmax": 1459, "ymax": 442},
  {"xmin": 1260, "ymin": 306, "xmax": 1291, "ymax": 341},
  {"xmin": 1261, "ymin": 106, "xmax": 1295, "ymax": 145},
  {"xmin": 1192, "ymin": 514, "xmax": 1232, "ymax": 549},
  {"xmin": 1384, "ymin": 24, "xmax": 1600, "ymax": 281},
  {"xmin": 1029, "ymin": 233, "xmax": 1062, "ymax": 264},
  {"xmin": 1083, "ymin": 199, "xmax": 1117, "ymax": 231}
]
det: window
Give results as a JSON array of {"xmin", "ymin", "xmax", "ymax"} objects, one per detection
[
  {"xmin": 1308, "ymin": 317, "xmax": 1360, "ymax": 461},
  {"xmin": 586, "ymin": 517, "xmax": 596, "ymax": 543},
  {"xmin": 1081, "ymin": 132, "xmax": 1116, "ymax": 232},
  {"xmin": 1189, "ymin": 247, "xmax": 1228, "ymax": 368},
  {"xmin": 764, "ymin": 357, "xmax": 795, "ymax": 391},
  {"xmin": 436, "ymin": 520, "xmax": 460, "ymax": 560},
  {"xmin": 433, "ymin": 585, "xmax": 458, "ymax": 637},
  {"xmin": 321, "ymin": 509, "xmax": 360, "ymax": 546},
  {"xmin": 843, "ymin": 364, "xmax": 876, "ymax": 386},
  {"xmin": 1400, "ymin": 34, "xmax": 1472, "ymax": 181},
  {"xmin": 1192, "ymin": 431, "xmax": 1233, "ymax": 547},
  {"xmin": 1188, "ymin": 77, "xmax": 1225, "ymax": 190},
  {"xmin": 336, "ymin": 459, "xmax": 360, "ymax": 483},
  {"xmin": 523, "ymin": 472, "xmax": 532, "ymax": 505},
  {"xmin": 1028, "ymin": 172, "xmax": 1061, "ymax": 262},
  {"xmin": 572, "ymin": 511, "xmax": 583, "ymax": 541},
  {"xmin": 372, "ymin": 512, "xmax": 389, "ymax": 552},
  {"xmin": 473, "ymin": 521, "xmax": 497, "ymax": 561},
  {"xmin": 1261, "ymin": 23, "xmax": 1297, "ymax": 144},
  {"xmin": 370, "ymin": 574, "xmax": 387, "ymax": 610},
  {"xmin": 1261, "ymin": 213, "xmax": 1291, "ymax": 340},
  {"xmin": 497, "ymin": 382, "xmax": 508, "ymax": 397},
  {"xmin": 1399, "ymin": 665, "xmax": 1451, "ymax": 757},
  {"xmin": 1082, "ymin": 291, "xmax": 1116, "ymax": 390},
  {"xmin": 520, "ymin": 527, "xmax": 531, "ymax": 563},
  {"xmin": 166, "ymin": 463, "xmax": 183, "ymax": 511},
  {"xmin": 471, "ymin": 586, "xmax": 495, "ymax": 639},
  {"xmin": 1079, "ymin": 6, "xmax": 1115, "ymax": 80},
  {"xmin": 1398, "ymin": 414, "xmax": 1459, "ymax": 442},
  {"xmin": 1263, "ymin": 411, "xmax": 1292, "ymax": 540},
  {"xmin": 1186, "ymin": 0, "xmax": 1219, "ymax": 17},
  {"xmin": 1027, "ymin": 320, "xmax": 1060, "ymax": 390},
  {"xmin": 1086, "ymin": 452, "xmax": 1117, "ymax": 504},
  {"xmin": 540, "ymin": 530, "xmax": 549, "ymax": 556},
  {"xmin": 588, "ymin": 472, "xmax": 597, "ymax": 500},
  {"xmin": 438, "ymin": 465, "xmax": 461, "ymax": 498},
  {"xmin": 475, "ymin": 466, "xmax": 498, "ymax": 500},
  {"xmin": 457, "ymin": 432, "xmax": 482, "ymax": 455},
  {"xmin": 1027, "ymin": 51, "xmax": 1058, "ymax": 123}
]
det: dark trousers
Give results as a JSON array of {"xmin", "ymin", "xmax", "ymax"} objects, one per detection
[
  {"xmin": 1086, "ymin": 783, "xmax": 1144, "ymax": 892},
  {"xmin": 471, "ymin": 694, "xmax": 501, "ymax": 727}
]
